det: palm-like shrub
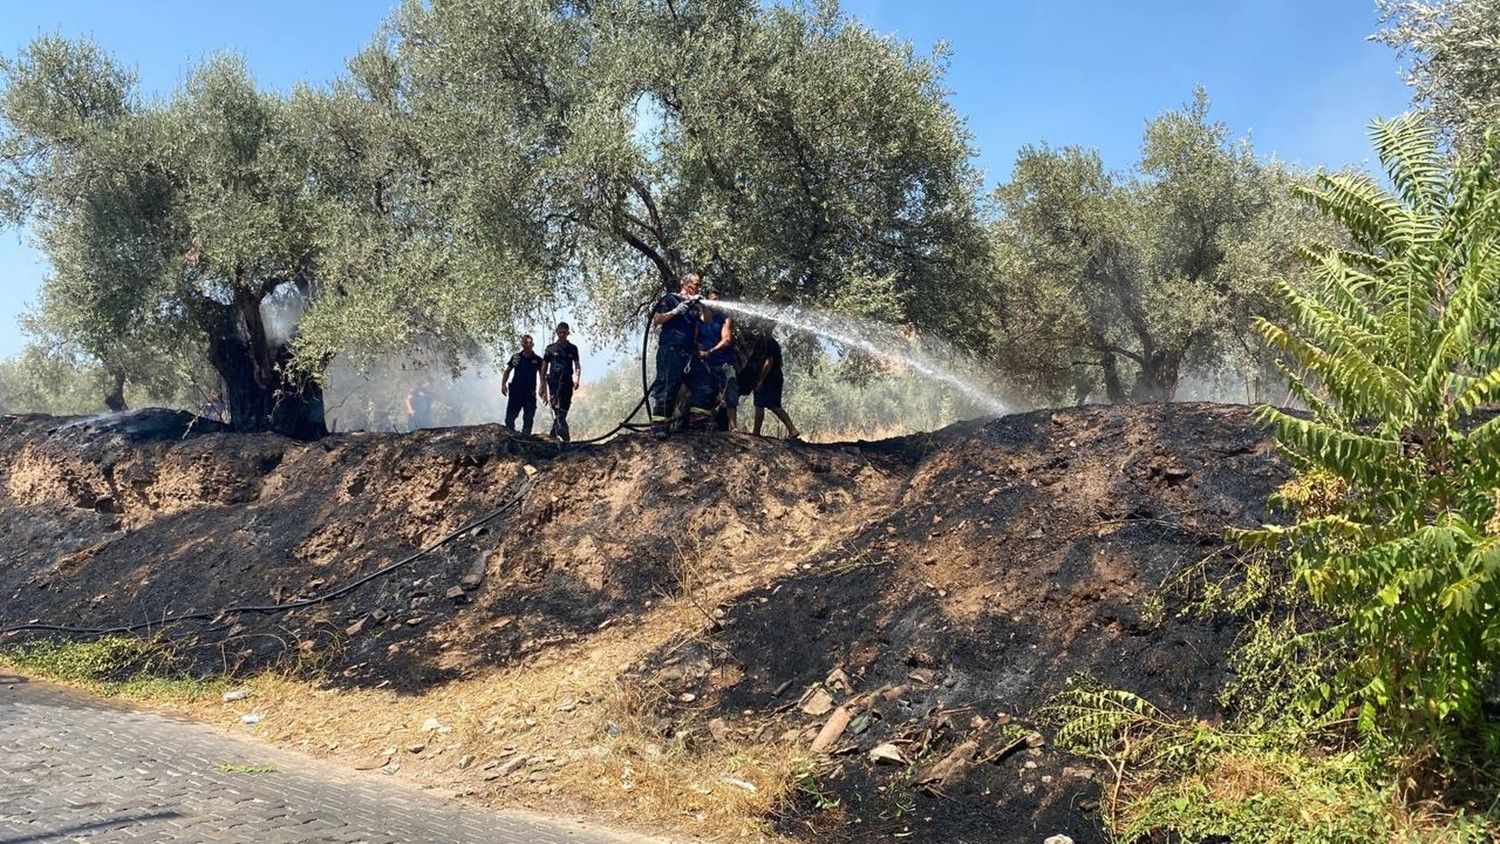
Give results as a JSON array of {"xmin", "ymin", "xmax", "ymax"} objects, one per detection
[{"xmin": 1249, "ymin": 115, "xmax": 1500, "ymax": 738}]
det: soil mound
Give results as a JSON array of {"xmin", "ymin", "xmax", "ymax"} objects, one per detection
[{"xmin": 0, "ymin": 403, "xmax": 1284, "ymax": 842}]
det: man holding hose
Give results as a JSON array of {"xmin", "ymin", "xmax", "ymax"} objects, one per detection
[{"xmin": 649, "ymin": 272, "xmax": 715, "ymax": 438}]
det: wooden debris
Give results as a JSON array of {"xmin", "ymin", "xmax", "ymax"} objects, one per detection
[
  {"xmin": 810, "ymin": 706, "xmax": 853, "ymax": 753},
  {"xmin": 881, "ymin": 684, "xmax": 910, "ymax": 702},
  {"xmin": 916, "ymin": 739, "xmax": 980, "ymax": 792}
]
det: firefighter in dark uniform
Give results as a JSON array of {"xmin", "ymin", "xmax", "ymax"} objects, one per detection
[
  {"xmin": 541, "ymin": 322, "xmax": 581, "ymax": 442},
  {"xmin": 500, "ymin": 334, "xmax": 543, "ymax": 435},
  {"xmin": 649, "ymin": 272, "xmax": 715, "ymax": 438}
]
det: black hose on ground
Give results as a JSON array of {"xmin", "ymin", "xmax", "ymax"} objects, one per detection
[
  {"xmin": 0, "ymin": 477, "xmax": 533, "ymax": 638},
  {"xmin": 0, "ymin": 307, "xmax": 667, "ymax": 639},
  {"xmin": 554, "ymin": 300, "xmax": 662, "ymax": 447}
]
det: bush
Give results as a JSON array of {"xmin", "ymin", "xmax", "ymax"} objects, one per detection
[{"xmin": 1245, "ymin": 117, "xmax": 1500, "ymax": 742}]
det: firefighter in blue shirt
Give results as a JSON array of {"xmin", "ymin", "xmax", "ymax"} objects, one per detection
[
  {"xmin": 500, "ymin": 334, "xmax": 543, "ymax": 435},
  {"xmin": 541, "ymin": 323, "xmax": 582, "ymax": 442},
  {"xmin": 697, "ymin": 289, "xmax": 740, "ymax": 431},
  {"xmin": 649, "ymin": 272, "xmax": 715, "ymax": 438}
]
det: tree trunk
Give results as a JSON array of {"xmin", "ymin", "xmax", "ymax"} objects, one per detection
[
  {"xmin": 204, "ymin": 290, "xmax": 326, "ymax": 440},
  {"xmin": 1101, "ymin": 353, "xmax": 1128, "ymax": 404},
  {"xmin": 102, "ymin": 370, "xmax": 127, "ymax": 413},
  {"xmin": 1131, "ymin": 348, "xmax": 1183, "ymax": 403}
]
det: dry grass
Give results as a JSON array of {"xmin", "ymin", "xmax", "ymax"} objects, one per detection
[{"xmin": 149, "ymin": 595, "xmax": 804, "ymax": 843}]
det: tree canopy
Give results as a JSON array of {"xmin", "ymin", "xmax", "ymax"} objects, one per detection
[
  {"xmin": 985, "ymin": 90, "xmax": 1331, "ymax": 404},
  {"xmin": 0, "ymin": 2, "xmax": 992, "ymax": 432},
  {"xmin": 372, "ymin": 0, "xmax": 989, "ymax": 340},
  {"xmin": 1377, "ymin": 0, "xmax": 1500, "ymax": 152}
]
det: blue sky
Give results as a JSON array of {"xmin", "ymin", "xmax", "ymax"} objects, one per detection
[{"xmin": 0, "ymin": 0, "xmax": 1413, "ymax": 361}]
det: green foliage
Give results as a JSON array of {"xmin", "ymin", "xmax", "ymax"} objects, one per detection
[
  {"xmin": 1045, "ymin": 678, "xmax": 1494, "ymax": 843},
  {"xmin": 2, "ymin": 4, "xmax": 989, "ymax": 433},
  {"xmin": 217, "ymin": 762, "xmax": 278, "ymax": 774},
  {"xmin": 0, "ymin": 635, "xmax": 227, "ymax": 701},
  {"xmin": 2, "ymin": 636, "xmax": 167, "ymax": 683},
  {"xmin": 381, "ymin": 0, "xmax": 989, "ymax": 345},
  {"xmin": 1377, "ymin": 0, "xmax": 1500, "ymax": 153},
  {"xmin": 1244, "ymin": 116, "xmax": 1500, "ymax": 738},
  {"xmin": 0, "ymin": 341, "xmax": 217, "ymax": 415},
  {"xmin": 987, "ymin": 89, "xmax": 1335, "ymax": 404}
]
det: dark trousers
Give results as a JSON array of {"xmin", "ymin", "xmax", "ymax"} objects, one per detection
[
  {"xmin": 504, "ymin": 391, "xmax": 536, "ymax": 435},
  {"xmin": 548, "ymin": 378, "xmax": 573, "ymax": 441},
  {"xmin": 650, "ymin": 344, "xmax": 715, "ymax": 428}
]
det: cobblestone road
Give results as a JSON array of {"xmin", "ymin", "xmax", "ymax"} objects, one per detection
[{"xmin": 0, "ymin": 676, "xmax": 662, "ymax": 843}]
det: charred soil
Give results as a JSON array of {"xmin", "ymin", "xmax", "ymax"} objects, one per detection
[{"xmin": 0, "ymin": 403, "xmax": 1284, "ymax": 843}]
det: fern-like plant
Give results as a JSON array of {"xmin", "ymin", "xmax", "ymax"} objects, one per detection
[{"xmin": 1246, "ymin": 115, "xmax": 1500, "ymax": 739}]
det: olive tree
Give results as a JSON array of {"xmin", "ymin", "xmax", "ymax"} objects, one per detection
[
  {"xmin": 0, "ymin": 38, "xmax": 530, "ymax": 436},
  {"xmin": 381, "ymin": 0, "xmax": 990, "ymax": 345},
  {"xmin": 986, "ymin": 91, "xmax": 1326, "ymax": 404},
  {"xmin": 1377, "ymin": 0, "xmax": 1500, "ymax": 152}
]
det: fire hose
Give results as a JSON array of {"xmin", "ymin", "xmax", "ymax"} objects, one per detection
[{"xmin": 0, "ymin": 302, "xmax": 675, "ymax": 638}]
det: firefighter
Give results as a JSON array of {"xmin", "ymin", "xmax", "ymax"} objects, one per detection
[
  {"xmin": 500, "ymin": 334, "xmax": 543, "ymax": 435},
  {"xmin": 697, "ymin": 289, "xmax": 739, "ymax": 431},
  {"xmin": 540, "ymin": 322, "xmax": 581, "ymax": 442},
  {"xmin": 649, "ymin": 272, "xmax": 715, "ymax": 438}
]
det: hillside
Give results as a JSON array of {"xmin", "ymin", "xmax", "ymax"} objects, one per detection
[{"xmin": 0, "ymin": 404, "xmax": 1285, "ymax": 843}]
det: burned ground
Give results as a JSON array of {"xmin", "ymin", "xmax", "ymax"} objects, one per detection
[{"xmin": 0, "ymin": 403, "xmax": 1284, "ymax": 843}]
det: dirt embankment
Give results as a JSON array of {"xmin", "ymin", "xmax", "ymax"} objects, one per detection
[{"xmin": 0, "ymin": 404, "xmax": 1284, "ymax": 843}]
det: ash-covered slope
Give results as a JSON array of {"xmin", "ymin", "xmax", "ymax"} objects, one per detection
[{"xmin": 0, "ymin": 403, "xmax": 1284, "ymax": 843}]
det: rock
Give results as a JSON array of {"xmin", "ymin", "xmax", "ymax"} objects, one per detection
[
  {"xmin": 405, "ymin": 616, "xmax": 424, "ymax": 627},
  {"xmin": 679, "ymin": 692, "xmax": 697, "ymax": 703},
  {"xmin": 1025, "ymin": 731, "xmax": 1047, "ymax": 749},
  {"xmin": 869, "ymin": 743, "xmax": 906, "ymax": 765},
  {"xmin": 457, "ymin": 755, "xmax": 475, "ymax": 769},
  {"xmin": 798, "ymin": 686, "xmax": 834, "ymax": 716},
  {"xmin": 407, "ymin": 743, "xmax": 426, "ymax": 754},
  {"xmin": 1061, "ymin": 766, "xmax": 1097, "ymax": 781},
  {"xmin": 370, "ymin": 609, "xmax": 390, "ymax": 624},
  {"xmin": 1043, "ymin": 836, "xmax": 1075, "ymax": 844},
  {"xmin": 498, "ymin": 755, "xmax": 529, "ymax": 776},
  {"xmin": 463, "ymin": 549, "xmax": 490, "ymax": 589},
  {"xmin": 221, "ymin": 688, "xmax": 250, "ymax": 702},
  {"xmin": 241, "ymin": 714, "xmax": 261, "ymax": 725},
  {"xmin": 445, "ymin": 586, "xmax": 467, "ymax": 600},
  {"xmin": 345, "ymin": 617, "xmax": 365, "ymax": 636},
  {"xmin": 420, "ymin": 717, "xmax": 445, "ymax": 733},
  {"xmin": 824, "ymin": 668, "xmax": 853, "ymax": 693},
  {"xmin": 707, "ymin": 718, "xmax": 731, "ymax": 743},
  {"xmin": 719, "ymin": 776, "xmax": 757, "ymax": 793},
  {"xmin": 379, "ymin": 761, "xmax": 401, "ymax": 775},
  {"xmin": 908, "ymin": 669, "xmax": 935, "ymax": 685},
  {"xmin": 352, "ymin": 754, "xmax": 391, "ymax": 771}
]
